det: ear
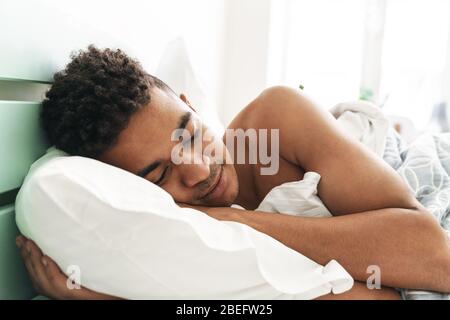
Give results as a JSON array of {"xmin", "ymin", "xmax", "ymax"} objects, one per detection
[{"xmin": 180, "ymin": 93, "xmax": 197, "ymax": 112}]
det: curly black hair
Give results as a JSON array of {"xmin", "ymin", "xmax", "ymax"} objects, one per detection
[{"xmin": 41, "ymin": 45, "xmax": 172, "ymax": 157}]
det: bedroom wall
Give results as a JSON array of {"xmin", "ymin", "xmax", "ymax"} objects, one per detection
[
  {"xmin": 52, "ymin": 0, "xmax": 229, "ymax": 113},
  {"xmin": 0, "ymin": 0, "xmax": 227, "ymax": 118},
  {"xmin": 220, "ymin": 0, "xmax": 273, "ymax": 125},
  {"xmin": 0, "ymin": 0, "xmax": 281, "ymax": 127}
]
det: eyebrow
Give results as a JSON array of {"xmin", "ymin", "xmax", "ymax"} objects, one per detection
[
  {"xmin": 136, "ymin": 111, "xmax": 192, "ymax": 178},
  {"xmin": 177, "ymin": 111, "xmax": 192, "ymax": 132}
]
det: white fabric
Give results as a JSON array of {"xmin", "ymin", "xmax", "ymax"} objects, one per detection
[
  {"xmin": 154, "ymin": 37, "xmax": 224, "ymax": 136},
  {"xmin": 330, "ymin": 100, "xmax": 390, "ymax": 157},
  {"xmin": 15, "ymin": 148, "xmax": 353, "ymax": 300},
  {"xmin": 257, "ymin": 172, "xmax": 332, "ymax": 218},
  {"xmin": 257, "ymin": 100, "xmax": 390, "ymax": 218}
]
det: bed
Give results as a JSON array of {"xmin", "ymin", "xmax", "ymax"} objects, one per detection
[
  {"xmin": 0, "ymin": 0, "xmax": 129, "ymax": 299},
  {"xmin": 0, "ymin": 78, "xmax": 50, "ymax": 299}
]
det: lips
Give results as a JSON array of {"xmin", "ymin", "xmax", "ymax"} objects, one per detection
[{"xmin": 200, "ymin": 165, "xmax": 224, "ymax": 200}]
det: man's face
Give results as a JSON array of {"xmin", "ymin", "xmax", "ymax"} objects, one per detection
[{"xmin": 99, "ymin": 88, "xmax": 239, "ymax": 207}]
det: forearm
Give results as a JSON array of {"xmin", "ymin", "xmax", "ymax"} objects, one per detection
[{"xmin": 198, "ymin": 206, "xmax": 450, "ymax": 292}]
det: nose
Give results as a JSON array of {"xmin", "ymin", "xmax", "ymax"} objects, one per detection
[{"xmin": 177, "ymin": 153, "xmax": 211, "ymax": 187}]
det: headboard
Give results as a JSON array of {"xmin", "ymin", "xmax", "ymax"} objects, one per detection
[
  {"xmin": 0, "ymin": 0, "xmax": 145, "ymax": 299},
  {"xmin": 0, "ymin": 77, "xmax": 50, "ymax": 299},
  {"xmin": 0, "ymin": 0, "xmax": 199, "ymax": 299},
  {"xmin": 0, "ymin": 0, "xmax": 106, "ymax": 298}
]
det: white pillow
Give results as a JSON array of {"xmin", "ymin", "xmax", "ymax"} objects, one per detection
[{"xmin": 15, "ymin": 148, "xmax": 353, "ymax": 299}]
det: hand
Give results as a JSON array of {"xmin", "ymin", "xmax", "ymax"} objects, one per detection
[{"xmin": 15, "ymin": 235, "xmax": 120, "ymax": 300}]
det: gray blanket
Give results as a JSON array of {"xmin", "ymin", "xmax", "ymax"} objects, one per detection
[{"xmin": 383, "ymin": 128, "xmax": 450, "ymax": 300}]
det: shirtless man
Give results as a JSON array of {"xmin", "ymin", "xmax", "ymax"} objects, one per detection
[{"xmin": 16, "ymin": 46, "xmax": 450, "ymax": 300}]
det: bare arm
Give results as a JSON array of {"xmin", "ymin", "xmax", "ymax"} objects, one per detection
[{"xmin": 187, "ymin": 205, "xmax": 450, "ymax": 293}]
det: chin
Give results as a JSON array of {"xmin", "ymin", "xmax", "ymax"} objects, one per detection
[
  {"xmin": 198, "ymin": 165, "xmax": 239, "ymax": 207},
  {"xmin": 205, "ymin": 183, "xmax": 238, "ymax": 207}
]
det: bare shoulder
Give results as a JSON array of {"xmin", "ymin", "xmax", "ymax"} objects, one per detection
[
  {"xmin": 226, "ymin": 85, "xmax": 333, "ymax": 166},
  {"xmin": 226, "ymin": 85, "xmax": 325, "ymax": 131}
]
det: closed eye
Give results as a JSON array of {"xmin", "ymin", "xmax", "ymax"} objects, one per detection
[{"xmin": 155, "ymin": 166, "xmax": 169, "ymax": 185}]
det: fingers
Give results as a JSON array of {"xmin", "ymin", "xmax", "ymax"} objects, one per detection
[
  {"xmin": 17, "ymin": 237, "xmax": 42, "ymax": 292},
  {"xmin": 16, "ymin": 235, "xmax": 27, "ymax": 244},
  {"xmin": 28, "ymin": 241, "xmax": 51, "ymax": 291},
  {"xmin": 16, "ymin": 237, "xmax": 54, "ymax": 296},
  {"xmin": 15, "ymin": 236, "xmax": 95, "ymax": 300},
  {"xmin": 17, "ymin": 237, "xmax": 36, "ymax": 277},
  {"xmin": 45, "ymin": 255, "xmax": 86, "ymax": 299},
  {"xmin": 42, "ymin": 255, "xmax": 70, "ymax": 291},
  {"xmin": 42, "ymin": 254, "xmax": 63, "ymax": 277}
]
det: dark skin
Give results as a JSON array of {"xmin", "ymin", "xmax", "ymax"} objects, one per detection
[{"xmin": 18, "ymin": 86, "xmax": 450, "ymax": 299}]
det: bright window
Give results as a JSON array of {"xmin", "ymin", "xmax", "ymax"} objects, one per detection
[
  {"xmin": 280, "ymin": 0, "xmax": 450, "ymax": 131},
  {"xmin": 283, "ymin": 0, "xmax": 367, "ymax": 109},
  {"xmin": 380, "ymin": 0, "xmax": 450, "ymax": 130}
]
